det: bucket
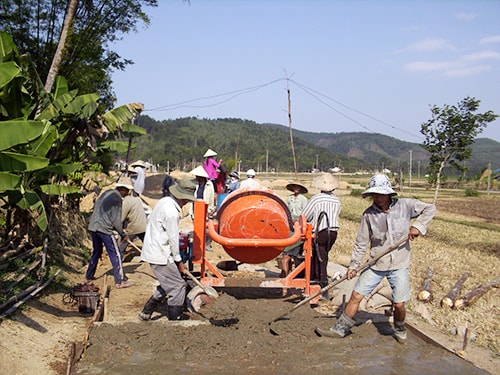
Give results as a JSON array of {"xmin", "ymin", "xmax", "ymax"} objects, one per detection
[
  {"xmin": 72, "ymin": 284, "xmax": 100, "ymax": 314},
  {"xmin": 217, "ymin": 193, "xmax": 228, "ymax": 209}
]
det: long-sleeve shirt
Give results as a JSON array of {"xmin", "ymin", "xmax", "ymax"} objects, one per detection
[
  {"xmin": 132, "ymin": 166, "xmax": 145, "ymax": 194},
  {"xmin": 88, "ymin": 189, "xmax": 126, "ymax": 237},
  {"xmin": 203, "ymin": 157, "xmax": 221, "ymax": 180},
  {"xmin": 287, "ymin": 194, "xmax": 308, "ymax": 221},
  {"xmin": 349, "ymin": 198, "xmax": 436, "ymax": 271},
  {"xmin": 301, "ymin": 192, "xmax": 341, "ymax": 231},
  {"xmin": 141, "ymin": 196, "xmax": 182, "ymax": 265},
  {"xmin": 121, "ymin": 195, "xmax": 148, "ymax": 235},
  {"xmin": 194, "ymin": 180, "xmax": 216, "ymax": 216}
]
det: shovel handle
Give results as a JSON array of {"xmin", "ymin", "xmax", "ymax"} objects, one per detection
[
  {"xmin": 184, "ymin": 269, "xmax": 212, "ymax": 294},
  {"xmin": 271, "ymin": 236, "xmax": 409, "ymax": 323},
  {"xmin": 126, "ymin": 239, "xmax": 142, "ymax": 253}
]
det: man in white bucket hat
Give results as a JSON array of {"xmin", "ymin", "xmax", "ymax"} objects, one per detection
[{"xmin": 315, "ymin": 173, "xmax": 436, "ymax": 343}]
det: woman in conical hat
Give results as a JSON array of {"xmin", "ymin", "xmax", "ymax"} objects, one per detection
[{"xmin": 203, "ymin": 148, "xmax": 222, "ymax": 181}]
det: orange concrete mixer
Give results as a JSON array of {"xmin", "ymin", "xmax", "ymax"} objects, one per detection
[
  {"xmin": 190, "ymin": 188, "xmax": 320, "ymax": 300},
  {"xmin": 212, "ymin": 190, "xmax": 300, "ymax": 264}
]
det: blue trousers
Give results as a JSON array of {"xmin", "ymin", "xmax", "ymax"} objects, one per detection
[{"xmin": 86, "ymin": 231, "xmax": 125, "ymax": 284}]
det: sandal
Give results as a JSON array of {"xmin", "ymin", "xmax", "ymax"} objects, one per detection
[{"xmin": 115, "ymin": 280, "xmax": 134, "ymax": 289}]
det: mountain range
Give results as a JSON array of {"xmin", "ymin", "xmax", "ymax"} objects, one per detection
[{"xmin": 130, "ymin": 116, "xmax": 500, "ymax": 177}]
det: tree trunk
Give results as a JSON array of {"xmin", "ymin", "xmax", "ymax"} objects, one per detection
[
  {"xmin": 440, "ymin": 272, "xmax": 470, "ymax": 308},
  {"xmin": 454, "ymin": 278, "xmax": 500, "ymax": 309},
  {"xmin": 433, "ymin": 160, "xmax": 446, "ymax": 205},
  {"xmin": 417, "ymin": 267, "xmax": 434, "ymax": 302},
  {"xmin": 44, "ymin": 0, "xmax": 80, "ymax": 93}
]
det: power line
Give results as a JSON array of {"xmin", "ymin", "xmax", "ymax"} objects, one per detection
[
  {"xmin": 143, "ymin": 76, "xmax": 424, "ymax": 142},
  {"xmin": 146, "ymin": 78, "xmax": 286, "ymax": 111},
  {"xmin": 289, "ymin": 79, "xmax": 424, "ymax": 141}
]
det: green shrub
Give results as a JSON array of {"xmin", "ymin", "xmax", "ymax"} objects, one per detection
[
  {"xmin": 464, "ymin": 188, "xmax": 479, "ymax": 197},
  {"xmin": 350, "ymin": 189, "xmax": 363, "ymax": 197}
]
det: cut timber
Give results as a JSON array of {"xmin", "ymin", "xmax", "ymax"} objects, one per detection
[
  {"xmin": 417, "ymin": 267, "xmax": 434, "ymax": 302},
  {"xmin": 440, "ymin": 272, "xmax": 470, "ymax": 308},
  {"xmin": 454, "ymin": 277, "xmax": 500, "ymax": 310}
]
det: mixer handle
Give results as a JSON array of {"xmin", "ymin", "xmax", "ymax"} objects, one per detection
[{"xmin": 207, "ymin": 221, "xmax": 302, "ymax": 248}]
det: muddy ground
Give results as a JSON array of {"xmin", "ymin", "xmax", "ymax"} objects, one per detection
[{"xmin": 74, "ymin": 263, "xmax": 489, "ymax": 375}]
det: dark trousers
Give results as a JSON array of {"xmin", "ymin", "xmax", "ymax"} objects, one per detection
[
  {"xmin": 86, "ymin": 231, "xmax": 125, "ymax": 284},
  {"xmin": 312, "ymin": 229, "xmax": 338, "ymax": 286}
]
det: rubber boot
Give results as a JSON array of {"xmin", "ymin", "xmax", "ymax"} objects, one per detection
[
  {"xmin": 138, "ymin": 296, "xmax": 162, "ymax": 321},
  {"xmin": 315, "ymin": 312, "xmax": 355, "ymax": 338},
  {"xmin": 168, "ymin": 305, "xmax": 188, "ymax": 321},
  {"xmin": 394, "ymin": 319, "xmax": 407, "ymax": 343}
]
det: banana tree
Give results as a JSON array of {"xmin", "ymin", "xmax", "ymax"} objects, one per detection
[{"xmin": 0, "ymin": 32, "xmax": 143, "ymax": 236}]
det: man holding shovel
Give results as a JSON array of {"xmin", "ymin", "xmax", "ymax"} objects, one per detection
[
  {"xmin": 138, "ymin": 178, "xmax": 196, "ymax": 321},
  {"xmin": 315, "ymin": 173, "xmax": 436, "ymax": 342}
]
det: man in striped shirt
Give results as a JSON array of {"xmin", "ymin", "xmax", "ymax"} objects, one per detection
[{"xmin": 301, "ymin": 173, "xmax": 342, "ymax": 296}]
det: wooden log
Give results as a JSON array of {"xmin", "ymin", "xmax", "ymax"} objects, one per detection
[
  {"xmin": 440, "ymin": 272, "xmax": 470, "ymax": 308},
  {"xmin": 454, "ymin": 277, "xmax": 500, "ymax": 310},
  {"xmin": 417, "ymin": 267, "xmax": 434, "ymax": 302}
]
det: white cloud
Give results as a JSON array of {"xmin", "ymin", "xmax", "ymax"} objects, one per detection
[
  {"xmin": 444, "ymin": 65, "xmax": 491, "ymax": 77},
  {"xmin": 407, "ymin": 38, "xmax": 456, "ymax": 52},
  {"xmin": 404, "ymin": 61, "xmax": 456, "ymax": 73},
  {"xmin": 460, "ymin": 50, "xmax": 500, "ymax": 62},
  {"xmin": 479, "ymin": 35, "xmax": 500, "ymax": 44},
  {"xmin": 454, "ymin": 12, "xmax": 478, "ymax": 21}
]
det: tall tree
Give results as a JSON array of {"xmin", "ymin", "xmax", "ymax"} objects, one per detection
[
  {"xmin": 0, "ymin": 0, "xmax": 157, "ymax": 107},
  {"xmin": 420, "ymin": 97, "xmax": 498, "ymax": 204}
]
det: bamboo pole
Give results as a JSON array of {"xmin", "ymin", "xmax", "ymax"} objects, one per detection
[{"xmin": 0, "ymin": 269, "xmax": 61, "ymax": 320}]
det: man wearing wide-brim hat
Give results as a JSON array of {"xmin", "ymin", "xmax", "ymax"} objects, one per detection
[
  {"xmin": 139, "ymin": 178, "xmax": 196, "ymax": 321},
  {"xmin": 128, "ymin": 160, "xmax": 146, "ymax": 195},
  {"xmin": 86, "ymin": 180, "xmax": 133, "ymax": 289},
  {"xmin": 315, "ymin": 173, "xmax": 436, "ymax": 343},
  {"xmin": 301, "ymin": 173, "xmax": 342, "ymax": 297}
]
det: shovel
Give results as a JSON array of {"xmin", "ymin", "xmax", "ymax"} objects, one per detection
[
  {"xmin": 183, "ymin": 269, "xmax": 219, "ymax": 299},
  {"xmin": 268, "ymin": 236, "xmax": 408, "ymax": 335}
]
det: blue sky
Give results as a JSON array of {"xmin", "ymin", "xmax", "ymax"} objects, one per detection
[{"xmin": 111, "ymin": 0, "xmax": 500, "ymax": 143}]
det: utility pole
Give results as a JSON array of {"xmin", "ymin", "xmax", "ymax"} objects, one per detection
[
  {"xmin": 285, "ymin": 73, "xmax": 298, "ymax": 181},
  {"xmin": 266, "ymin": 149, "xmax": 269, "ymax": 177},
  {"xmin": 409, "ymin": 150, "xmax": 413, "ymax": 196},
  {"xmin": 488, "ymin": 161, "xmax": 491, "ymax": 195},
  {"xmin": 316, "ymin": 154, "xmax": 319, "ymax": 171}
]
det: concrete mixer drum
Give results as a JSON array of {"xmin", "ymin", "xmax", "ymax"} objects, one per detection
[{"xmin": 214, "ymin": 190, "xmax": 295, "ymax": 264}]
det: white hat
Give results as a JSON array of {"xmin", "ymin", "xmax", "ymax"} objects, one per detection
[
  {"xmin": 312, "ymin": 173, "xmax": 339, "ymax": 192},
  {"xmin": 203, "ymin": 149, "xmax": 217, "ymax": 157},
  {"xmin": 246, "ymin": 169, "xmax": 256, "ymax": 177},
  {"xmin": 116, "ymin": 178, "xmax": 133, "ymax": 190},
  {"xmin": 130, "ymin": 160, "xmax": 145, "ymax": 168},
  {"xmin": 190, "ymin": 165, "xmax": 209, "ymax": 178},
  {"xmin": 362, "ymin": 174, "xmax": 397, "ymax": 198}
]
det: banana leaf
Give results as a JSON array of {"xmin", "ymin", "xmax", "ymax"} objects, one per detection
[
  {"xmin": 0, "ymin": 172, "xmax": 21, "ymax": 190},
  {"xmin": 0, "ymin": 151, "xmax": 49, "ymax": 172},
  {"xmin": 15, "ymin": 190, "xmax": 48, "ymax": 231},
  {"xmin": 0, "ymin": 61, "xmax": 21, "ymax": 88},
  {"xmin": 40, "ymin": 184, "xmax": 80, "ymax": 195},
  {"xmin": 0, "ymin": 120, "xmax": 45, "ymax": 151},
  {"xmin": 122, "ymin": 122, "xmax": 147, "ymax": 137}
]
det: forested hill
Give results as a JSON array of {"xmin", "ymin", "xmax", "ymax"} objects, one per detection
[
  {"xmin": 129, "ymin": 116, "xmax": 499, "ymax": 176},
  {"xmin": 131, "ymin": 116, "xmax": 368, "ymax": 172}
]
